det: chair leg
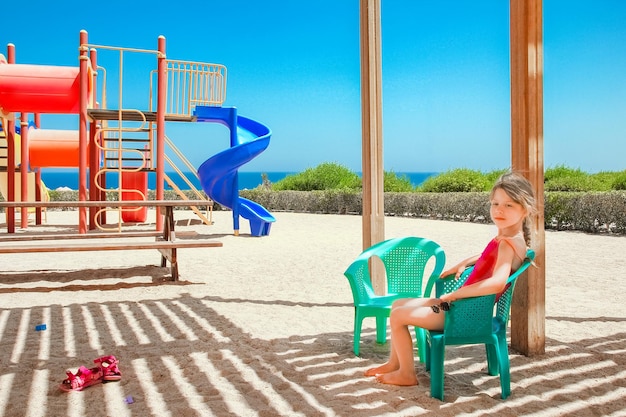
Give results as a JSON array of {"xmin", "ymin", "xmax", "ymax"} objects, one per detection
[
  {"xmin": 354, "ymin": 312, "xmax": 363, "ymax": 356},
  {"xmin": 424, "ymin": 336, "xmax": 432, "ymax": 371},
  {"xmin": 429, "ymin": 336, "xmax": 446, "ymax": 401},
  {"xmin": 375, "ymin": 315, "xmax": 387, "ymax": 344},
  {"xmin": 497, "ymin": 336, "xmax": 512, "ymax": 399},
  {"xmin": 415, "ymin": 326, "xmax": 426, "ymax": 363},
  {"xmin": 486, "ymin": 342, "xmax": 499, "ymax": 376}
]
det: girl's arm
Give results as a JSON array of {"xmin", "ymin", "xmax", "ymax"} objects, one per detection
[
  {"xmin": 440, "ymin": 254, "xmax": 480, "ymax": 279},
  {"xmin": 440, "ymin": 242, "xmax": 515, "ymax": 302}
]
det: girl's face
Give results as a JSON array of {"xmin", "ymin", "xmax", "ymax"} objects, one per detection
[{"xmin": 490, "ymin": 188, "xmax": 527, "ymax": 231}]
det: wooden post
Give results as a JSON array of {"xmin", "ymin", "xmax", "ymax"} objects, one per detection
[
  {"xmin": 510, "ymin": 0, "xmax": 546, "ymax": 355},
  {"xmin": 360, "ymin": 0, "xmax": 386, "ymax": 293}
]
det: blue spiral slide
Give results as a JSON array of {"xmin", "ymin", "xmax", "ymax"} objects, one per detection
[{"xmin": 195, "ymin": 106, "xmax": 275, "ymax": 236}]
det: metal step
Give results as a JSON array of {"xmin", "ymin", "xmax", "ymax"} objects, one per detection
[
  {"xmin": 104, "ymin": 137, "xmax": 151, "ymax": 143},
  {"xmin": 104, "ymin": 157, "xmax": 152, "ymax": 162},
  {"xmin": 88, "ymin": 109, "xmax": 196, "ymax": 122}
]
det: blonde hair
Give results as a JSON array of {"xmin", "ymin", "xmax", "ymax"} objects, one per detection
[{"xmin": 490, "ymin": 172, "xmax": 537, "ymax": 245}]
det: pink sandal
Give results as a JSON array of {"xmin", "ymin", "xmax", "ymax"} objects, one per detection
[
  {"xmin": 59, "ymin": 365, "xmax": 104, "ymax": 392},
  {"xmin": 59, "ymin": 355, "xmax": 122, "ymax": 392},
  {"xmin": 94, "ymin": 355, "xmax": 122, "ymax": 381}
]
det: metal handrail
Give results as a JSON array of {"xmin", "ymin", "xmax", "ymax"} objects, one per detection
[
  {"xmin": 163, "ymin": 135, "xmax": 213, "ymax": 224},
  {"xmin": 150, "ymin": 59, "xmax": 227, "ymax": 116}
]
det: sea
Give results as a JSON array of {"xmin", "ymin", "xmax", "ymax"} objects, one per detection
[{"xmin": 39, "ymin": 170, "xmax": 437, "ymax": 191}]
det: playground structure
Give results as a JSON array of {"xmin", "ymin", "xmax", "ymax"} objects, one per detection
[{"xmin": 0, "ymin": 30, "xmax": 275, "ymax": 236}]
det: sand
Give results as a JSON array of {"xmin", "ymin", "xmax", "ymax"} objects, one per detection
[{"xmin": 1, "ymin": 209, "xmax": 625, "ymax": 417}]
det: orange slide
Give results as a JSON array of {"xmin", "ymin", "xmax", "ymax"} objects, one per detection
[{"xmin": 28, "ymin": 128, "xmax": 84, "ymax": 168}]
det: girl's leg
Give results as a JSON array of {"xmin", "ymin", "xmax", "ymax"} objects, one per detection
[
  {"xmin": 364, "ymin": 298, "xmax": 436, "ymax": 377},
  {"xmin": 376, "ymin": 300, "xmax": 444, "ymax": 386}
]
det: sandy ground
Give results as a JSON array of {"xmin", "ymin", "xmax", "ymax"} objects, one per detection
[{"xmin": 0, "ymin": 209, "xmax": 625, "ymax": 417}]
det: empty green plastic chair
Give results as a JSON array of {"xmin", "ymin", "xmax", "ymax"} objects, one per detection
[
  {"xmin": 343, "ymin": 236, "xmax": 446, "ymax": 357},
  {"xmin": 423, "ymin": 249, "xmax": 535, "ymax": 401}
]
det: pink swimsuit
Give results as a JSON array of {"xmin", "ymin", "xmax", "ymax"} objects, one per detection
[
  {"xmin": 463, "ymin": 237, "xmax": 525, "ymax": 298},
  {"xmin": 463, "ymin": 238, "xmax": 500, "ymax": 287}
]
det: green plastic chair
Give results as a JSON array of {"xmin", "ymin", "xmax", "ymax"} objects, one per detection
[
  {"xmin": 423, "ymin": 249, "xmax": 535, "ymax": 401},
  {"xmin": 343, "ymin": 236, "xmax": 446, "ymax": 357}
]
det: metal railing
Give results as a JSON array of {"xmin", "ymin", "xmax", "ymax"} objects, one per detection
[
  {"xmin": 151, "ymin": 60, "xmax": 227, "ymax": 117},
  {"xmin": 163, "ymin": 135, "xmax": 212, "ymax": 225}
]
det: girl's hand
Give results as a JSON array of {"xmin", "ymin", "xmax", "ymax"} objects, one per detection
[
  {"xmin": 440, "ymin": 265, "xmax": 465, "ymax": 280},
  {"xmin": 439, "ymin": 293, "xmax": 449, "ymax": 303}
]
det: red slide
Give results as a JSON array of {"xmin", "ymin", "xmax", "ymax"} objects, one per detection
[
  {"xmin": 0, "ymin": 61, "xmax": 91, "ymax": 114},
  {"xmin": 0, "ymin": 59, "xmax": 146, "ymax": 222},
  {"xmin": 121, "ymin": 171, "xmax": 148, "ymax": 223}
]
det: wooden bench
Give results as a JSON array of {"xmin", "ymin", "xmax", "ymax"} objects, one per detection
[{"xmin": 0, "ymin": 200, "xmax": 222, "ymax": 281}]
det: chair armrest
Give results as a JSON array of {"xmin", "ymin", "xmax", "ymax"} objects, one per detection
[{"xmin": 424, "ymin": 267, "xmax": 473, "ymax": 298}]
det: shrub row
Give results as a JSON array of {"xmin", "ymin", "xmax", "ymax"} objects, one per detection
[
  {"xmin": 269, "ymin": 163, "xmax": 626, "ymax": 193},
  {"xmin": 240, "ymin": 189, "xmax": 626, "ymax": 234}
]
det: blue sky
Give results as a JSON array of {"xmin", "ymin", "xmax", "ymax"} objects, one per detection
[{"xmin": 1, "ymin": 1, "xmax": 625, "ymax": 174}]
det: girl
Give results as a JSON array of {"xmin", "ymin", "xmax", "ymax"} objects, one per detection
[{"xmin": 365, "ymin": 171, "xmax": 536, "ymax": 386}]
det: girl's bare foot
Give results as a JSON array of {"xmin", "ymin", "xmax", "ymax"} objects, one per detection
[
  {"xmin": 375, "ymin": 370, "xmax": 419, "ymax": 386},
  {"xmin": 364, "ymin": 362, "xmax": 397, "ymax": 377}
]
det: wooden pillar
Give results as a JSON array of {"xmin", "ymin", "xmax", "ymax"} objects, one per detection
[
  {"xmin": 510, "ymin": 0, "xmax": 546, "ymax": 355},
  {"xmin": 359, "ymin": 0, "xmax": 385, "ymax": 293}
]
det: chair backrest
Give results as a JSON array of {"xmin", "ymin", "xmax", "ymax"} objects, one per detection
[
  {"xmin": 439, "ymin": 249, "xmax": 535, "ymax": 342},
  {"xmin": 344, "ymin": 247, "xmax": 379, "ymax": 305},
  {"xmin": 344, "ymin": 237, "xmax": 446, "ymax": 304},
  {"xmin": 381, "ymin": 237, "xmax": 446, "ymax": 296},
  {"xmin": 495, "ymin": 249, "xmax": 535, "ymax": 327}
]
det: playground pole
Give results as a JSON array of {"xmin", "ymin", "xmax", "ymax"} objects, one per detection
[
  {"xmin": 5, "ymin": 44, "xmax": 16, "ymax": 233},
  {"xmin": 34, "ymin": 113, "xmax": 42, "ymax": 224},
  {"xmin": 156, "ymin": 36, "xmax": 166, "ymax": 231},
  {"xmin": 78, "ymin": 30, "xmax": 89, "ymax": 233},
  {"xmin": 89, "ymin": 47, "xmax": 99, "ymax": 229},
  {"xmin": 19, "ymin": 113, "xmax": 28, "ymax": 228}
]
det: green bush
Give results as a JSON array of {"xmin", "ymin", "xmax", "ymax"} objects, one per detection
[
  {"xmin": 543, "ymin": 165, "xmax": 584, "ymax": 182},
  {"xmin": 270, "ymin": 163, "xmax": 416, "ymax": 192},
  {"xmin": 611, "ymin": 170, "xmax": 626, "ymax": 191},
  {"xmin": 588, "ymin": 171, "xmax": 616, "ymax": 191},
  {"xmin": 483, "ymin": 169, "xmax": 508, "ymax": 189},
  {"xmin": 271, "ymin": 162, "xmax": 361, "ymax": 191},
  {"xmin": 544, "ymin": 165, "xmax": 593, "ymax": 191},
  {"xmin": 418, "ymin": 168, "xmax": 489, "ymax": 192},
  {"xmin": 384, "ymin": 171, "xmax": 415, "ymax": 192}
]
